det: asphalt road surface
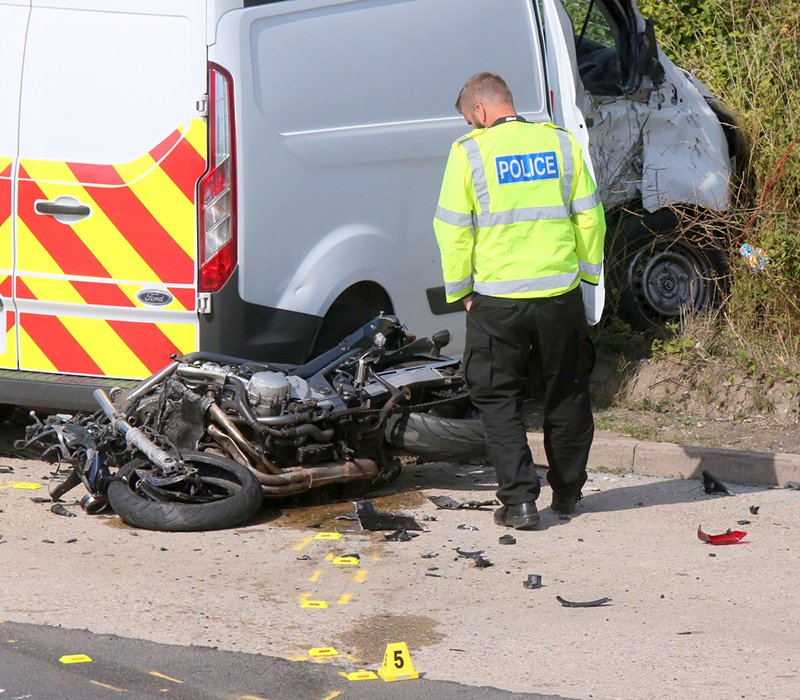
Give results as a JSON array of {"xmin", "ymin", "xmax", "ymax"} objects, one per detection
[{"xmin": 0, "ymin": 620, "xmax": 567, "ymax": 700}]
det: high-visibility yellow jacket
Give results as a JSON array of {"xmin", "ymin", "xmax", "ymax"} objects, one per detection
[{"xmin": 433, "ymin": 117, "xmax": 605, "ymax": 303}]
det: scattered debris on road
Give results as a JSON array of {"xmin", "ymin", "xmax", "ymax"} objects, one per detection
[
  {"xmin": 697, "ymin": 526, "xmax": 747, "ymax": 545},
  {"xmin": 556, "ymin": 595, "xmax": 612, "ymax": 608},
  {"xmin": 455, "ymin": 548, "xmax": 492, "ymax": 568},
  {"xmin": 523, "ymin": 574, "xmax": 542, "ymax": 589},
  {"xmin": 428, "ymin": 495, "xmax": 498, "ymax": 510},
  {"xmin": 384, "ymin": 527, "xmax": 419, "ymax": 541},
  {"xmin": 749, "ymin": 505, "xmax": 760, "ymax": 514},
  {"xmin": 340, "ymin": 501, "xmax": 423, "ymax": 532},
  {"xmin": 50, "ymin": 503, "xmax": 76, "ymax": 518},
  {"xmin": 498, "ymin": 534, "xmax": 516, "ymax": 545}
]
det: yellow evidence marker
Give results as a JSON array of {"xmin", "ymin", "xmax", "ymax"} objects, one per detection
[
  {"xmin": 308, "ymin": 647, "xmax": 339, "ymax": 657},
  {"xmin": 59, "ymin": 654, "xmax": 93, "ymax": 664},
  {"xmin": 341, "ymin": 670, "xmax": 379, "ymax": 681},
  {"xmin": 331, "ymin": 556, "xmax": 360, "ymax": 566},
  {"xmin": 300, "ymin": 599, "xmax": 329, "ymax": 609},
  {"xmin": 377, "ymin": 642, "xmax": 419, "ymax": 682},
  {"xmin": 313, "ymin": 532, "xmax": 342, "ymax": 540}
]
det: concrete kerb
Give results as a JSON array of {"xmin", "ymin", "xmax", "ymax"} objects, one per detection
[{"xmin": 527, "ymin": 431, "xmax": 800, "ymax": 487}]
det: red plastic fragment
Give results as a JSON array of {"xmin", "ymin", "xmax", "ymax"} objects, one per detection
[{"xmin": 697, "ymin": 526, "xmax": 747, "ymax": 545}]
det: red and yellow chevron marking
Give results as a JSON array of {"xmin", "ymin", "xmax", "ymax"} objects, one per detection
[
  {"xmin": 1, "ymin": 157, "xmax": 15, "ymax": 370},
  {"xmin": 18, "ymin": 312, "xmax": 196, "ymax": 378},
  {"xmin": 17, "ymin": 120, "xmax": 205, "ymax": 286},
  {"xmin": 1, "ymin": 156, "xmax": 12, "ymax": 271},
  {"xmin": 12, "ymin": 120, "xmax": 207, "ymax": 378}
]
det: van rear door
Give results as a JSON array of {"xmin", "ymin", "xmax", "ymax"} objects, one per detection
[
  {"xmin": 14, "ymin": 0, "xmax": 207, "ymax": 379},
  {"xmin": 0, "ymin": 0, "xmax": 30, "ymax": 371}
]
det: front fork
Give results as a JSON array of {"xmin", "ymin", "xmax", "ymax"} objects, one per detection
[{"xmin": 93, "ymin": 389, "xmax": 185, "ymax": 476}]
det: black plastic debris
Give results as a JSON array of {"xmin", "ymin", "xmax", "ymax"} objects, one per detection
[
  {"xmin": 455, "ymin": 548, "xmax": 493, "ymax": 568},
  {"xmin": 523, "ymin": 574, "xmax": 542, "ymax": 589},
  {"xmin": 457, "ymin": 524, "xmax": 479, "ymax": 531},
  {"xmin": 385, "ymin": 527, "xmax": 419, "ymax": 541},
  {"xmin": 425, "ymin": 572, "xmax": 442, "ymax": 578},
  {"xmin": 0, "ymin": 464, "xmax": 14, "ymax": 473},
  {"xmin": 556, "ymin": 595, "xmax": 612, "ymax": 608},
  {"xmin": 749, "ymin": 505, "xmax": 760, "ymax": 514},
  {"xmin": 784, "ymin": 482, "xmax": 800, "ymax": 491},
  {"xmin": 50, "ymin": 503, "xmax": 76, "ymax": 518},
  {"xmin": 296, "ymin": 555, "xmax": 311, "ymax": 561},
  {"xmin": 702, "ymin": 470, "xmax": 732, "ymax": 496},
  {"xmin": 346, "ymin": 500, "xmax": 422, "ymax": 532},
  {"xmin": 428, "ymin": 495, "xmax": 461, "ymax": 509},
  {"xmin": 428, "ymin": 495, "xmax": 498, "ymax": 510},
  {"xmin": 498, "ymin": 534, "xmax": 517, "ymax": 545},
  {"xmin": 737, "ymin": 520, "xmax": 751, "ymax": 525}
]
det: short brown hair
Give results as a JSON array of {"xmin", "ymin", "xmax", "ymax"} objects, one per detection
[{"xmin": 455, "ymin": 72, "xmax": 515, "ymax": 113}]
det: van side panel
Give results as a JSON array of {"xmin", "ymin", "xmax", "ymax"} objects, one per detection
[
  {"xmin": 15, "ymin": 1, "xmax": 207, "ymax": 379},
  {"xmin": 212, "ymin": 0, "xmax": 549, "ymax": 351},
  {"xmin": 0, "ymin": 0, "xmax": 30, "ymax": 370}
]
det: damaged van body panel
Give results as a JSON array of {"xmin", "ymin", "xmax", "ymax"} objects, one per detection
[
  {"xmin": 559, "ymin": 0, "xmax": 743, "ymax": 327},
  {"xmin": 565, "ymin": 0, "xmax": 735, "ymax": 214}
]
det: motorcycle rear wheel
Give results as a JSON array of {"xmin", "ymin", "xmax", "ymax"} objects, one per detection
[
  {"xmin": 384, "ymin": 412, "xmax": 486, "ymax": 462},
  {"xmin": 107, "ymin": 451, "xmax": 263, "ymax": 532}
]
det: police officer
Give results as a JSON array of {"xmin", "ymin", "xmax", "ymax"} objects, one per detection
[{"xmin": 433, "ymin": 72, "xmax": 605, "ymax": 530}]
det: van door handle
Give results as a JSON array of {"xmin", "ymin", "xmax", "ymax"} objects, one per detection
[{"xmin": 35, "ymin": 200, "xmax": 91, "ymax": 218}]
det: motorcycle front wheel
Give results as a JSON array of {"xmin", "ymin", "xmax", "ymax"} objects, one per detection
[
  {"xmin": 107, "ymin": 451, "xmax": 263, "ymax": 532},
  {"xmin": 384, "ymin": 412, "xmax": 486, "ymax": 462}
]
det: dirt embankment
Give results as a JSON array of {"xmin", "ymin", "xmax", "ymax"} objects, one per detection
[{"xmin": 589, "ymin": 351, "xmax": 800, "ymax": 455}]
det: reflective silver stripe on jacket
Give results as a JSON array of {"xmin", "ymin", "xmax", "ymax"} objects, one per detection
[
  {"xmin": 445, "ymin": 276, "xmax": 474, "ymax": 296},
  {"xmin": 435, "ymin": 206, "xmax": 474, "ymax": 228},
  {"xmin": 555, "ymin": 130, "xmax": 574, "ymax": 206},
  {"xmin": 571, "ymin": 191, "xmax": 601, "ymax": 214},
  {"xmin": 578, "ymin": 261, "xmax": 602, "ymax": 276},
  {"xmin": 459, "ymin": 138, "xmax": 491, "ymax": 213},
  {"xmin": 476, "ymin": 205, "xmax": 569, "ymax": 226},
  {"xmin": 473, "ymin": 270, "xmax": 578, "ymax": 295}
]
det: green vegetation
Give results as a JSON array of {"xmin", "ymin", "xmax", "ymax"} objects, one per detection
[{"xmin": 631, "ymin": 0, "xmax": 800, "ymax": 374}]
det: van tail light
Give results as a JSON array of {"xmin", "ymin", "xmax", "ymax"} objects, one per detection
[{"xmin": 198, "ymin": 63, "xmax": 237, "ymax": 292}]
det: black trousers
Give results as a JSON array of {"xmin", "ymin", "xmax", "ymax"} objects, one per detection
[{"xmin": 463, "ymin": 286, "xmax": 595, "ymax": 505}]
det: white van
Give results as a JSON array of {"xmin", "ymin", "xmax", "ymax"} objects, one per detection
[{"xmin": 0, "ymin": 0, "xmax": 741, "ymax": 411}]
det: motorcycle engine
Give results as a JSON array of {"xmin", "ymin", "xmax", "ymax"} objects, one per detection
[{"xmin": 246, "ymin": 372, "xmax": 290, "ymax": 416}]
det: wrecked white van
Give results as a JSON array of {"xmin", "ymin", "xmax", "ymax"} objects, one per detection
[
  {"xmin": 557, "ymin": 0, "xmax": 746, "ymax": 327},
  {"xmin": 0, "ymin": 0, "xmax": 742, "ymax": 411}
]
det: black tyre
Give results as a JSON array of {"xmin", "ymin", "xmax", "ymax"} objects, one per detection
[
  {"xmin": 384, "ymin": 412, "xmax": 486, "ymax": 462},
  {"xmin": 107, "ymin": 451, "xmax": 263, "ymax": 532},
  {"xmin": 610, "ymin": 212, "xmax": 728, "ymax": 329}
]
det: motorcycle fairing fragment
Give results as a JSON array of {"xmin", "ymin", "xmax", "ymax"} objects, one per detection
[
  {"xmin": 697, "ymin": 526, "xmax": 747, "ymax": 545},
  {"xmin": 352, "ymin": 500, "xmax": 422, "ymax": 532}
]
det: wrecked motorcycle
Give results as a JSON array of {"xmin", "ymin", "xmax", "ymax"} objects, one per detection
[{"xmin": 18, "ymin": 315, "xmax": 485, "ymax": 531}]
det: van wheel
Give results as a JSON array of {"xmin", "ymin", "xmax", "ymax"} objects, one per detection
[
  {"xmin": 311, "ymin": 283, "xmax": 392, "ymax": 356},
  {"xmin": 610, "ymin": 213, "xmax": 729, "ymax": 329}
]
